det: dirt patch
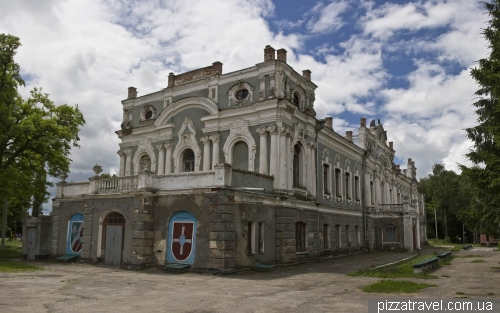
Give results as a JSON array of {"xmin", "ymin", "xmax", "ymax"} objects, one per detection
[{"xmin": 0, "ymin": 248, "xmax": 499, "ymax": 313}]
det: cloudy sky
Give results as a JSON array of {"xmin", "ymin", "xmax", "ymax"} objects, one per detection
[{"xmin": 0, "ymin": 0, "xmax": 488, "ymax": 212}]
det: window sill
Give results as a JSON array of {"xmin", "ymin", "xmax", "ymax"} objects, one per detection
[{"xmin": 295, "ymin": 251, "xmax": 309, "ymax": 255}]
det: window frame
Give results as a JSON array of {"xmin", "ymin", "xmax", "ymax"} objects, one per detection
[
  {"xmin": 384, "ymin": 225, "xmax": 398, "ymax": 243},
  {"xmin": 295, "ymin": 222, "xmax": 306, "ymax": 252}
]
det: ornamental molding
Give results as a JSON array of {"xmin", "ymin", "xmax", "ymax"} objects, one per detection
[
  {"xmin": 138, "ymin": 104, "xmax": 157, "ymax": 122},
  {"xmin": 227, "ymin": 81, "xmax": 254, "ymax": 108},
  {"xmin": 172, "ymin": 117, "xmax": 202, "ymax": 173},
  {"xmin": 223, "ymin": 118, "xmax": 256, "ymax": 171},
  {"xmin": 132, "ymin": 137, "xmax": 156, "ymax": 174}
]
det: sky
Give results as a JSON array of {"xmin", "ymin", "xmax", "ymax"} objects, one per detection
[{"xmin": 0, "ymin": 0, "xmax": 489, "ymax": 213}]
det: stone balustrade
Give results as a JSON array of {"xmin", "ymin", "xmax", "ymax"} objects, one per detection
[{"xmin": 55, "ymin": 164, "xmax": 274, "ymax": 198}]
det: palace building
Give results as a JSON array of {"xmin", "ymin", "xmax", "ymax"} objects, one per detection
[{"xmin": 24, "ymin": 46, "xmax": 426, "ymax": 271}]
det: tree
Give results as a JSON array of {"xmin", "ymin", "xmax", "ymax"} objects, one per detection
[
  {"xmin": 0, "ymin": 34, "xmax": 85, "ymax": 249},
  {"xmin": 419, "ymin": 164, "xmax": 466, "ymax": 242},
  {"xmin": 460, "ymin": 0, "xmax": 500, "ymax": 223}
]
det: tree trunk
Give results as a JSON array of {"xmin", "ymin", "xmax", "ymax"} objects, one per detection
[{"xmin": 1, "ymin": 197, "xmax": 7, "ymax": 251}]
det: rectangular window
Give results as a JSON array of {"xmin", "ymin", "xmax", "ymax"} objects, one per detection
[
  {"xmin": 211, "ymin": 89, "xmax": 216, "ymax": 99},
  {"xmin": 247, "ymin": 222, "xmax": 256, "ymax": 254},
  {"xmin": 370, "ymin": 181, "xmax": 374, "ymax": 204},
  {"xmin": 384, "ymin": 226, "xmax": 397, "ymax": 242},
  {"xmin": 295, "ymin": 222, "xmax": 306, "ymax": 252},
  {"xmin": 335, "ymin": 225, "xmax": 341, "ymax": 248},
  {"xmin": 345, "ymin": 225, "xmax": 351, "ymax": 246},
  {"xmin": 323, "ymin": 224, "xmax": 330, "ymax": 249},
  {"xmin": 258, "ymin": 222, "xmax": 265, "ymax": 253},
  {"xmin": 335, "ymin": 168, "xmax": 341, "ymax": 197},
  {"xmin": 345, "ymin": 172, "xmax": 351, "ymax": 199},
  {"xmin": 323, "ymin": 164, "xmax": 329, "ymax": 194},
  {"xmin": 355, "ymin": 226, "xmax": 360, "ymax": 246},
  {"xmin": 389, "ymin": 189, "xmax": 393, "ymax": 204},
  {"xmin": 354, "ymin": 176, "xmax": 360, "ymax": 201},
  {"xmin": 397, "ymin": 192, "xmax": 401, "ymax": 204}
]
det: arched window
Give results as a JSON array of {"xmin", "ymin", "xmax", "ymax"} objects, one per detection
[
  {"xmin": 295, "ymin": 222, "xmax": 306, "ymax": 252},
  {"xmin": 232, "ymin": 141, "xmax": 249, "ymax": 170},
  {"xmin": 293, "ymin": 92, "xmax": 300, "ymax": 107},
  {"xmin": 293, "ymin": 143, "xmax": 303, "ymax": 187},
  {"xmin": 183, "ymin": 149, "xmax": 195, "ymax": 172}
]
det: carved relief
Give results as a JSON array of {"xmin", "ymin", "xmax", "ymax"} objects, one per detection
[
  {"xmin": 172, "ymin": 117, "xmax": 202, "ymax": 172},
  {"xmin": 322, "ymin": 148, "xmax": 330, "ymax": 163},
  {"xmin": 132, "ymin": 137, "xmax": 157, "ymax": 174},
  {"xmin": 222, "ymin": 118, "xmax": 257, "ymax": 171},
  {"xmin": 227, "ymin": 81, "xmax": 255, "ymax": 108}
]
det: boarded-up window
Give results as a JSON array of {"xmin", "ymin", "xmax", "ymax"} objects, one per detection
[
  {"xmin": 323, "ymin": 224, "xmax": 330, "ymax": 249},
  {"xmin": 384, "ymin": 226, "xmax": 398, "ymax": 242},
  {"xmin": 295, "ymin": 222, "xmax": 306, "ymax": 252},
  {"xmin": 233, "ymin": 141, "xmax": 249, "ymax": 170},
  {"xmin": 258, "ymin": 222, "xmax": 264, "ymax": 254}
]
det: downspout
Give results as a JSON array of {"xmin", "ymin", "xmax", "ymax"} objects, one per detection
[
  {"xmin": 362, "ymin": 151, "xmax": 369, "ymax": 253},
  {"xmin": 314, "ymin": 119, "xmax": 326, "ymax": 253}
]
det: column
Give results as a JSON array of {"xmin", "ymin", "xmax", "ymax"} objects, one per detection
[
  {"xmin": 416, "ymin": 218, "xmax": 421, "ymax": 249},
  {"xmin": 210, "ymin": 134, "xmax": 220, "ymax": 168},
  {"xmin": 117, "ymin": 150, "xmax": 126, "ymax": 177},
  {"xmin": 267, "ymin": 125, "xmax": 279, "ymax": 189},
  {"xmin": 365, "ymin": 172, "xmax": 371, "ymax": 206},
  {"xmin": 279, "ymin": 126, "xmax": 288, "ymax": 190},
  {"xmin": 305, "ymin": 140, "xmax": 315, "ymax": 197},
  {"xmin": 201, "ymin": 136, "xmax": 211, "ymax": 171},
  {"xmin": 257, "ymin": 127, "xmax": 268, "ymax": 174},
  {"xmin": 156, "ymin": 143, "xmax": 165, "ymax": 175},
  {"xmin": 124, "ymin": 149, "xmax": 133, "ymax": 176},
  {"xmin": 164, "ymin": 142, "xmax": 173, "ymax": 174}
]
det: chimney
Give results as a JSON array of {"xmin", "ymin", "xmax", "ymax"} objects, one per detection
[
  {"xmin": 212, "ymin": 61, "xmax": 223, "ymax": 75},
  {"xmin": 346, "ymin": 131, "xmax": 353, "ymax": 142},
  {"xmin": 395, "ymin": 165, "xmax": 400, "ymax": 172},
  {"xmin": 168, "ymin": 72, "xmax": 175, "ymax": 88},
  {"xmin": 264, "ymin": 45, "xmax": 275, "ymax": 62},
  {"xmin": 325, "ymin": 117, "xmax": 333, "ymax": 130},
  {"xmin": 408, "ymin": 158, "xmax": 412, "ymax": 165},
  {"xmin": 360, "ymin": 117, "xmax": 366, "ymax": 127},
  {"xmin": 128, "ymin": 87, "xmax": 137, "ymax": 99},
  {"xmin": 377, "ymin": 119, "xmax": 381, "ymax": 125},
  {"xmin": 389, "ymin": 141, "xmax": 393, "ymax": 149},
  {"xmin": 277, "ymin": 48, "xmax": 287, "ymax": 63},
  {"xmin": 302, "ymin": 69, "xmax": 311, "ymax": 81}
]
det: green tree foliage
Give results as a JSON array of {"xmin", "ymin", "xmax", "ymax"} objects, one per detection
[
  {"xmin": 0, "ymin": 34, "xmax": 85, "ymax": 241},
  {"xmin": 460, "ymin": 0, "xmax": 500, "ymax": 223},
  {"xmin": 418, "ymin": 164, "xmax": 467, "ymax": 242}
]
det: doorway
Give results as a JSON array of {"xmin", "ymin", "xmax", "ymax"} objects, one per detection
[{"xmin": 102, "ymin": 212, "xmax": 125, "ymax": 267}]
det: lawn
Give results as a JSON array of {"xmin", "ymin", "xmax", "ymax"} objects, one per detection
[
  {"xmin": 427, "ymin": 239, "xmax": 472, "ymax": 251},
  {"xmin": 348, "ymin": 254, "xmax": 446, "ymax": 279},
  {"xmin": 361, "ymin": 280, "xmax": 437, "ymax": 293},
  {"xmin": 0, "ymin": 241, "xmax": 43, "ymax": 273}
]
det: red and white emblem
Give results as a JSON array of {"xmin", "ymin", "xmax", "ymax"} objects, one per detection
[{"xmin": 171, "ymin": 222, "xmax": 194, "ymax": 261}]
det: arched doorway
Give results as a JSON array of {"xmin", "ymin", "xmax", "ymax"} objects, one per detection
[
  {"xmin": 167, "ymin": 211, "xmax": 197, "ymax": 265},
  {"xmin": 66, "ymin": 213, "xmax": 84, "ymax": 255},
  {"xmin": 102, "ymin": 212, "xmax": 125, "ymax": 266}
]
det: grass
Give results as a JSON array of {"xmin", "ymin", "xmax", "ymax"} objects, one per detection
[
  {"xmin": 361, "ymin": 280, "xmax": 437, "ymax": 293},
  {"xmin": 471, "ymin": 259, "xmax": 485, "ymax": 263},
  {"xmin": 487, "ymin": 292, "xmax": 495, "ymax": 296},
  {"xmin": 461, "ymin": 255, "xmax": 483, "ymax": 258},
  {"xmin": 427, "ymin": 239, "xmax": 477, "ymax": 251},
  {"xmin": 456, "ymin": 291, "xmax": 465, "ymax": 295},
  {"xmin": 491, "ymin": 267, "xmax": 500, "ymax": 270},
  {"xmin": 0, "ymin": 241, "xmax": 43, "ymax": 273},
  {"xmin": 348, "ymin": 254, "xmax": 444, "ymax": 279}
]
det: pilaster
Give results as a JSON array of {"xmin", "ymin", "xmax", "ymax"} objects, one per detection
[
  {"xmin": 201, "ymin": 136, "xmax": 211, "ymax": 171},
  {"xmin": 165, "ymin": 141, "xmax": 173, "ymax": 174},
  {"xmin": 257, "ymin": 126, "xmax": 268, "ymax": 175},
  {"xmin": 156, "ymin": 143, "xmax": 165, "ymax": 175},
  {"xmin": 210, "ymin": 134, "xmax": 220, "ymax": 168}
]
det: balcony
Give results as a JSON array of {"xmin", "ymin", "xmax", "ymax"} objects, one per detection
[{"xmin": 55, "ymin": 163, "xmax": 274, "ymax": 199}]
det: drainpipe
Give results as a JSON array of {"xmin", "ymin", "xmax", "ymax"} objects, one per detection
[
  {"xmin": 361, "ymin": 151, "xmax": 369, "ymax": 253},
  {"xmin": 314, "ymin": 120, "xmax": 325, "ymax": 255}
]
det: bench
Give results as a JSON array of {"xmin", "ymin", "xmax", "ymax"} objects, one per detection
[
  {"xmin": 412, "ymin": 257, "xmax": 439, "ymax": 273},
  {"xmin": 437, "ymin": 251, "xmax": 452, "ymax": 260},
  {"xmin": 463, "ymin": 245, "xmax": 473, "ymax": 250}
]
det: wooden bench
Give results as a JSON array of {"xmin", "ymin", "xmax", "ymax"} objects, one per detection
[
  {"xmin": 412, "ymin": 257, "xmax": 439, "ymax": 273},
  {"xmin": 437, "ymin": 251, "xmax": 451, "ymax": 260}
]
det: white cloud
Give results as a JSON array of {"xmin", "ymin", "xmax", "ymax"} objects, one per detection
[{"xmin": 306, "ymin": 0, "xmax": 350, "ymax": 34}]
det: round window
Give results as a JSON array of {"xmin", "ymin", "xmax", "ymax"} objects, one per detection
[
  {"xmin": 235, "ymin": 89, "xmax": 249, "ymax": 100},
  {"xmin": 145, "ymin": 110, "xmax": 153, "ymax": 120}
]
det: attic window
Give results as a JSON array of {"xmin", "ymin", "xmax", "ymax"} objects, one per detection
[
  {"xmin": 145, "ymin": 110, "xmax": 153, "ymax": 120},
  {"xmin": 236, "ymin": 89, "xmax": 249, "ymax": 100}
]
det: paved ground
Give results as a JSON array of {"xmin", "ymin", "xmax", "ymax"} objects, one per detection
[{"xmin": 1, "ymin": 246, "xmax": 499, "ymax": 313}]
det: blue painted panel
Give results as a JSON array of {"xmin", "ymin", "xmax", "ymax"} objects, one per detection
[
  {"xmin": 167, "ymin": 212, "xmax": 197, "ymax": 265},
  {"xmin": 66, "ymin": 213, "xmax": 84, "ymax": 255}
]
